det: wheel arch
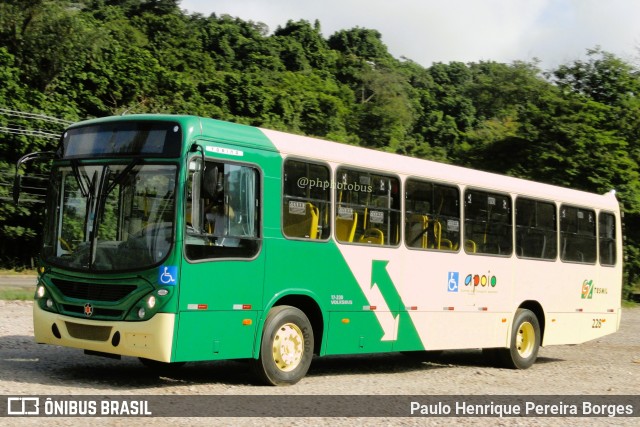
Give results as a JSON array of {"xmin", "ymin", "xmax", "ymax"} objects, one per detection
[
  {"xmin": 256, "ymin": 292, "xmax": 324, "ymax": 357},
  {"xmin": 517, "ymin": 300, "xmax": 546, "ymax": 344}
]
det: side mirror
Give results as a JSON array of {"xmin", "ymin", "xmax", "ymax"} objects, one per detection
[
  {"xmin": 13, "ymin": 150, "xmax": 57, "ymax": 205},
  {"xmin": 12, "ymin": 174, "xmax": 22, "ymax": 205}
]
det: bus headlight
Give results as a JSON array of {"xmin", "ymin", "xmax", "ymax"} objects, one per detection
[
  {"xmin": 35, "ymin": 284, "xmax": 58, "ymax": 313},
  {"xmin": 127, "ymin": 289, "xmax": 171, "ymax": 321}
]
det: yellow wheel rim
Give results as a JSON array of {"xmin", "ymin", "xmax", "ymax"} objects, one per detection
[
  {"xmin": 272, "ymin": 322, "xmax": 304, "ymax": 372},
  {"xmin": 516, "ymin": 321, "xmax": 535, "ymax": 358}
]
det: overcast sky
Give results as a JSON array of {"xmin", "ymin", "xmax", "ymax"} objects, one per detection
[{"xmin": 179, "ymin": 0, "xmax": 640, "ymax": 70}]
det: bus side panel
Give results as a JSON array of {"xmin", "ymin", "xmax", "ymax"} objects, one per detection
[
  {"xmin": 263, "ymin": 238, "xmax": 421, "ymax": 355},
  {"xmin": 174, "ymin": 310, "xmax": 258, "ymax": 361},
  {"xmin": 268, "ymin": 240, "xmax": 515, "ymax": 355},
  {"xmin": 398, "ymin": 248, "xmax": 514, "ymax": 350},
  {"xmin": 406, "ymin": 312, "xmax": 510, "ymax": 350},
  {"xmin": 539, "ymin": 260, "xmax": 622, "ymax": 346},
  {"xmin": 517, "ymin": 257, "xmax": 621, "ymax": 346},
  {"xmin": 173, "ymin": 143, "xmax": 279, "ymax": 362},
  {"xmin": 326, "ymin": 312, "xmax": 394, "ymax": 354},
  {"xmin": 542, "ymin": 311, "xmax": 620, "ymax": 346},
  {"xmin": 174, "ymin": 252, "xmax": 265, "ymax": 361},
  {"xmin": 330, "ymin": 245, "xmax": 425, "ymax": 353}
]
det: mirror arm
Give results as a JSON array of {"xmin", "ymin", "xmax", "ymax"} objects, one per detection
[{"xmin": 13, "ymin": 151, "xmax": 57, "ymax": 205}]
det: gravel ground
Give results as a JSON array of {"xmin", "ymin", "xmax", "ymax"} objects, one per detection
[{"xmin": 1, "ymin": 300, "xmax": 638, "ymax": 426}]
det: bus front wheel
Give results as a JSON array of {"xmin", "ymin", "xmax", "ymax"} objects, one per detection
[
  {"xmin": 500, "ymin": 308, "xmax": 541, "ymax": 369},
  {"xmin": 253, "ymin": 305, "xmax": 314, "ymax": 386}
]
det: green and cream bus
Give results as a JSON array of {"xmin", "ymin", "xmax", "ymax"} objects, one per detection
[{"xmin": 14, "ymin": 114, "xmax": 623, "ymax": 385}]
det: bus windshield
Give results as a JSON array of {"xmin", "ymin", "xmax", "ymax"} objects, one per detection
[{"xmin": 42, "ymin": 162, "xmax": 177, "ymax": 272}]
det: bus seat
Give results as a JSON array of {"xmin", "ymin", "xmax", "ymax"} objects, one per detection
[
  {"xmin": 359, "ymin": 228, "xmax": 384, "ymax": 245},
  {"xmin": 465, "ymin": 239, "xmax": 477, "ymax": 253},
  {"xmin": 520, "ymin": 230, "xmax": 547, "ymax": 258},
  {"xmin": 406, "ymin": 214, "xmax": 428, "ymax": 248},
  {"xmin": 283, "ymin": 202, "xmax": 319, "ymax": 239},
  {"xmin": 336, "ymin": 212, "xmax": 358, "ymax": 242},
  {"xmin": 434, "ymin": 220, "xmax": 454, "ymax": 250}
]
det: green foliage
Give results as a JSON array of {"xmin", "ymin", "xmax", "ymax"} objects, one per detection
[
  {"xmin": 1, "ymin": 1, "xmax": 639, "ymax": 297},
  {"xmin": 275, "ymin": 20, "xmax": 335, "ymax": 72},
  {"xmin": 328, "ymin": 28, "xmax": 393, "ymax": 64}
]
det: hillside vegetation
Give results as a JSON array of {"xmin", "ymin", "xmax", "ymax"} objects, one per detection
[{"xmin": 1, "ymin": 0, "xmax": 639, "ymax": 297}]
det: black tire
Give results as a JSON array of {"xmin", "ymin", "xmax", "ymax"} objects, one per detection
[
  {"xmin": 498, "ymin": 308, "xmax": 541, "ymax": 369},
  {"xmin": 253, "ymin": 305, "xmax": 314, "ymax": 386}
]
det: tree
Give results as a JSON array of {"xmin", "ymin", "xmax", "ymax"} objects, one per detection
[
  {"xmin": 328, "ymin": 28, "xmax": 393, "ymax": 64},
  {"xmin": 274, "ymin": 20, "xmax": 335, "ymax": 72},
  {"xmin": 551, "ymin": 48, "xmax": 640, "ymax": 106},
  {"xmin": 550, "ymin": 49, "xmax": 640, "ymax": 294},
  {"xmin": 0, "ymin": 1, "xmax": 639, "ymax": 298},
  {"xmin": 351, "ymin": 64, "xmax": 415, "ymax": 151}
]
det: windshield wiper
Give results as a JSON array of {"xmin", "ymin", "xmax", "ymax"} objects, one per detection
[
  {"xmin": 87, "ymin": 167, "xmax": 111, "ymax": 268},
  {"xmin": 104, "ymin": 158, "xmax": 142, "ymax": 195},
  {"xmin": 88, "ymin": 159, "xmax": 144, "ymax": 269},
  {"xmin": 71, "ymin": 160, "xmax": 90, "ymax": 198}
]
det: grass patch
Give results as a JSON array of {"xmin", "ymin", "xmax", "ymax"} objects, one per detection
[
  {"xmin": 0, "ymin": 268, "xmax": 37, "ymax": 276},
  {"xmin": 0, "ymin": 287, "xmax": 33, "ymax": 301}
]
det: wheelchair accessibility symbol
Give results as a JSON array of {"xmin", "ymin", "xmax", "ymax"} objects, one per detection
[
  {"xmin": 448, "ymin": 272, "xmax": 459, "ymax": 292},
  {"xmin": 159, "ymin": 266, "xmax": 178, "ymax": 285}
]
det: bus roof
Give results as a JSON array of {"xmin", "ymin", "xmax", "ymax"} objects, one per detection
[
  {"xmin": 68, "ymin": 114, "xmax": 619, "ymax": 211},
  {"xmin": 258, "ymin": 127, "xmax": 619, "ymax": 212}
]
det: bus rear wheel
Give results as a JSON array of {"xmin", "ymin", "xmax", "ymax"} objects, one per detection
[
  {"xmin": 499, "ymin": 308, "xmax": 541, "ymax": 369},
  {"xmin": 253, "ymin": 305, "xmax": 314, "ymax": 386}
]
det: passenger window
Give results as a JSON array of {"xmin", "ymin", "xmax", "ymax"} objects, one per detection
[
  {"xmin": 464, "ymin": 189, "xmax": 512, "ymax": 255},
  {"xmin": 515, "ymin": 198, "xmax": 557, "ymax": 260},
  {"xmin": 282, "ymin": 159, "xmax": 331, "ymax": 240},
  {"xmin": 335, "ymin": 167, "xmax": 400, "ymax": 246},
  {"xmin": 405, "ymin": 179, "xmax": 460, "ymax": 251},
  {"xmin": 599, "ymin": 212, "xmax": 616, "ymax": 266},
  {"xmin": 560, "ymin": 205, "xmax": 596, "ymax": 264},
  {"xmin": 185, "ymin": 158, "xmax": 261, "ymax": 260}
]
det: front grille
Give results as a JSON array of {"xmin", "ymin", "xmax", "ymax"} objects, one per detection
[
  {"xmin": 52, "ymin": 279, "xmax": 136, "ymax": 302},
  {"xmin": 62, "ymin": 304, "xmax": 124, "ymax": 318},
  {"xmin": 65, "ymin": 322, "xmax": 112, "ymax": 341}
]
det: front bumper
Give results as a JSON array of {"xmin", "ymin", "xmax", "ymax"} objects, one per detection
[{"xmin": 33, "ymin": 303, "xmax": 176, "ymax": 362}]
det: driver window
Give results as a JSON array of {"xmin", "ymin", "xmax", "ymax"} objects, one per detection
[{"xmin": 185, "ymin": 158, "xmax": 261, "ymax": 260}]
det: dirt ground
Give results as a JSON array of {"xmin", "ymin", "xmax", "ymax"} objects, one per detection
[{"xmin": 1, "ymin": 300, "xmax": 638, "ymax": 426}]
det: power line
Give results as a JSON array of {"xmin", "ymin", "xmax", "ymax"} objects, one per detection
[
  {"xmin": 0, "ymin": 108, "xmax": 67, "ymax": 206},
  {"xmin": 0, "ymin": 108, "xmax": 74, "ymax": 126},
  {"xmin": 0, "ymin": 108, "xmax": 72, "ymax": 140},
  {"xmin": 0, "ymin": 126, "xmax": 60, "ymax": 140}
]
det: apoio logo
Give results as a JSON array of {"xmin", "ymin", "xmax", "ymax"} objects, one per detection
[{"xmin": 464, "ymin": 274, "xmax": 497, "ymax": 287}]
